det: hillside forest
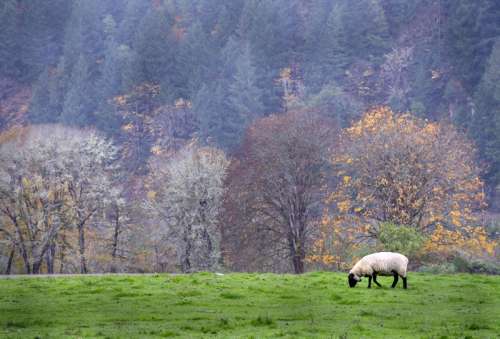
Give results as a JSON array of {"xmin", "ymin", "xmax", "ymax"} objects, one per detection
[{"xmin": 0, "ymin": 0, "xmax": 499, "ymax": 274}]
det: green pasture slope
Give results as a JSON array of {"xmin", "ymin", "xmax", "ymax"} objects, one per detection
[{"xmin": 0, "ymin": 272, "xmax": 499, "ymax": 338}]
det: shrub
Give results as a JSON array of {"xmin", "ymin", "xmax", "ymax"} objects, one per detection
[
  {"xmin": 377, "ymin": 222, "xmax": 426, "ymax": 257},
  {"xmin": 452, "ymin": 254, "xmax": 500, "ymax": 274},
  {"xmin": 417, "ymin": 263, "xmax": 457, "ymax": 274}
]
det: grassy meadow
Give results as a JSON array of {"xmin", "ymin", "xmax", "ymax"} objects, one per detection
[{"xmin": 0, "ymin": 272, "xmax": 499, "ymax": 338}]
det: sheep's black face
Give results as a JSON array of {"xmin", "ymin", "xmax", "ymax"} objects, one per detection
[{"xmin": 348, "ymin": 273, "xmax": 358, "ymax": 288}]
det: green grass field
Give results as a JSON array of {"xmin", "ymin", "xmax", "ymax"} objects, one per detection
[{"xmin": 0, "ymin": 272, "xmax": 499, "ymax": 338}]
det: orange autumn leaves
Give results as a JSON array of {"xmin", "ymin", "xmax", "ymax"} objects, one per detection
[{"xmin": 310, "ymin": 107, "xmax": 496, "ymax": 266}]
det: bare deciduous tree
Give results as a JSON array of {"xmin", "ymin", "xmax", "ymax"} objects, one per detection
[{"xmin": 223, "ymin": 111, "xmax": 335, "ymax": 273}]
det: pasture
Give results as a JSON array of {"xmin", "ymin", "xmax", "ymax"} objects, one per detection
[{"xmin": 0, "ymin": 272, "xmax": 499, "ymax": 338}]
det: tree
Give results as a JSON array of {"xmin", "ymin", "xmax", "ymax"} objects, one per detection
[
  {"xmin": 306, "ymin": 3, "xmax": 349, "ymax": 89},
  {"xmin": 95, "ymin": 16, "xmax": 135, "ymax": 135},
  {"xmin": 0, "ymin": 126, "xmax": 70, "ymax": 273},
  {"xmin": 0, "ymin": 125, "xmax": 120, "ymax": 274},
  {"xmin": 195, "ymin": 40, "xmax": 264, "ymax": 151},
  {"xmin": 311, "ymin": 107, "xmax": 494, "ymax": 267},
  {"xmin": 62, "ymin": 129, "xmax": 120, "ymax": 273},
  {"xmin": 61, "ymin": 55, "xmax": 94, "ymax": 126},
  {"xmin": 131, "ymin": 6, "xmax": 174, "ymax": 88},
  {"xmin": 227, "ymin": 42, "xmax": 264, "ymax": 128},
  {"xmin": 472, "ymin": 40, "xmax": 500, "ymax": 200},
  {"xmin": 0, "ymin": 0, "xmax": 18, "ymax": 78},
  {"xmin": 29, "ymin": 66, "xmax": 64, "ymax": 124},
  {"xmin": 223, "ymin": 111, "xmax": 335, "ymax": 273},
  {"xmin": 118, "ymin": 0, "xmax": 150, "ymax": 46},
  {"xmin": 178, "ymin": 20, "xmax": 217, "ymax": 96},
  {"xmin": 342, "ymin": 0, "xmax": 391, "ymax": 62},
  {"xmin": 147, "ymin": 142, "xmax": 229, "ymax": 272}
]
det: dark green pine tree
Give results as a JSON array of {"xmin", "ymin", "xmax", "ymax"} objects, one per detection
[
  {"xmin": 195, "ymin": 39, "xmax": 264, "ymax": 152},
  {"xmin": 307, "ymin": 3, "xmax": 350, "ymax": 90},
  {"xmin": 17, "ymin": 0, "xmax": 72, "ymax": 82},
  {"xmin": 28, "ymin": 67, "xmax": 64, "ymax": 124},
  {"xmin": 227, "ymin": 43, "xmax": 264, "ymax": 124},
  {"xmin": 94, "ymin": 15, "xmax": 130, "ymax": 135},
  {"xmin": 28, "ymin": 69, "xmax": 51, "ymax": 123},
  {"xmin": 179, "ymin": 20, "xmax": 219, "ymax": 97},
  {"xmin": 194, "ymin": 83, "xmax": 230, "ymax": 149},
  {"xmin": 214, "ymin": 1, "xmax": 245, "ymax": 45},
  {"xmin": 0, "ymin": 0, "xmax": 18, "ymax": 78},
  {"xmin": 237, "ymin": 0, "xmax": 287, "ymax": 114},
  {"xmin": 382, "ymin": 0, "xmax": 421, "ymax": 38},
  {"xmin": 444, "ymin": 0, "xmax": 484, "ymax": 93},
  {"xmin": 118, "ymin": 0, "xmax": 150, "ymax": 45},
  {"xmin": 61, "ymin": 55, "xmax": 94, "ymax": 126},
  {"xmin": 302, "ymin": 0, "xmax": 331, "ymax": 55},
  {"xmin": 342, "ymin": 0, "xmax": 391, "ymax": 62},
  {"xmin": 131, "ymin": 6, "xmax": 173, "ymax": 85},
  {"xmin": 472, "ymin": 40, "xmax": 500, "ymax": 193},
  {"xmin": 61, "ymin": 0, "xmax": 106, "ymax": 85}
]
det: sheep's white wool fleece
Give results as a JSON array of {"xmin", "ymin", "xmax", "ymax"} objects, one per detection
[{"xmin": 350, "ymin": 252, "xmax": 408, "ymax": 277}]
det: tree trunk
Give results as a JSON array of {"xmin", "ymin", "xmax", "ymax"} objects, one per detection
[
  {"xmin": 6, "ymin": 245, "xmax": 15, "ymax": 275},
  {"xmin": 59, "ymin": 233, "xmax": 66, "ymax": 273},
  {"xmin": 11, "ymin": 216, "xmax": 31, "ymax": 274},
  {"xmin": 110, "ymin": 209, "xmax": 120, "ymax": 273},
  {"xmin": 45, "ymin": 243, "xmax": 55, "ymax": 274},
  {"xmin": 32, "ymin": 259, "xmax": 42, "ymax": 274},
  {"xmin": 288, "ymin": 227, "xmax": 306, "ymax": 274},
  {"xmin": 181, "ymin": 225, "xmax": 192, "ymax": 273},
  {"xmin": 78, "ymin": 223, "xmax": 87, "ymax": 274},
  {"xmin": 292, "ymin": 254, "xmax": 305, "ymax": 274}
]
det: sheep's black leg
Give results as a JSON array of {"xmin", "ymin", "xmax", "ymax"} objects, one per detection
[
  {"xmin": 391, "ymin": 271, "xmax": 398, "ymax": 288},
  {"xmin": 367, "ymin": 275, "xmax": 372, "ymax": 288},
  {"xmin": 402, "ymin": 276, "xmax": 407, "ymax": 289},
  {"xmin": 372, "ymin": 273, "xmax": 382, "ymax": 287}
]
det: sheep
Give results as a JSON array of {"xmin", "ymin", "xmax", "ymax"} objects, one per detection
[{"xmin": 348, "ymin": 252, "xmax": 408, "ymax": 289}]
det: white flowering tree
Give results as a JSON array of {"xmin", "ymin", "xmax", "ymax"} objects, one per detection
[
  {"xmin": 0, "ymin": 125, "xmax": 120, "ymax": 274},
  {"xmin": 148, "ymin": 142, "xmax": 229, "ymax": 272}
]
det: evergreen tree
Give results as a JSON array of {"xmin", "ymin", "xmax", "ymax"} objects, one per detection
[
  {"xmin": 227, "ymin": 43, "xmax": 264, "ymax": 124},
  {"xmin": 382, "ymin": 0, "xmax": 421, "ymax": 38},
  {"xmin": 342, "ymin": 0, "xmax": 391, "ymax": 62},
  {"xmin": 28, "ymin": 69, "xmax": 51, "ymax": 123},
  {"xmin": 61, "ymin": 0, "xmax": 106, "ymax": 84},
  {"xmin": 17, "ymin": 0, "xmax": 71, "ymax": 81},
  {"xmin": 179, "ymin": 20, "xmax": 218, "ymax": 96},
  {"xmin": 29, "ymin": 57, "xmax": 67, "ymax": 125},
  {"xmin": 472, "ymin": 40, "xmax": 500, "ymax": 193},
  {"xmin": 0, "ymin": 0, "xmax": 18, "ymax": 78},
  {"xmin": 131, "ymin": 6, "xmax": 174, "ymax": 87},
  {"xmin": 118, "ymin": 0, "xmax": 150, "ymax": 45},
  {"xmin": 194, "ymin": 83, "xmax": 229, "ymax": 149},
  {"xmin": 61, "ymin": 55, "xmax": 94, "ymax": 126},
  {"xmin": 194, "ymin": 39, "xmax": 264, "ymax": 152},
  {"xmin": 237, "ymin": 0, "xmax": 289, "ymax": 114},
  {"xmin": 306, "ymin": 3, "xmax": 349, "ymax": 90},
  {"xmin": 94, "ymin": 15, "xmax": 129, "ymax": 134},
  {"xmin": 444, "ymin": 0, "xmax": 484, "ymax": 93}
]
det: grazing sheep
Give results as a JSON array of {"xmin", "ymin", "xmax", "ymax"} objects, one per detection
[{"xmin": 348, "ymin": 252, "xmax": 409, "ymax": 289}]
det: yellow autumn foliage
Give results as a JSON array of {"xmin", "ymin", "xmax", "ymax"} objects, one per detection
[{"xmin": 309, "ymin": 107, "xmax": 497, "ymax": 268}]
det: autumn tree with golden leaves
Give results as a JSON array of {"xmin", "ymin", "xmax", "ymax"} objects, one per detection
[{"xmin": 311, "ymin": 107, "xmax": 496, "ymax": 267}]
